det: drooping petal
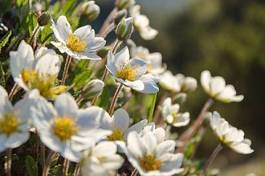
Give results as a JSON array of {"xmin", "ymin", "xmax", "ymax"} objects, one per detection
[{"xmin": 51, "ymin": 16, "xmax": 72, "ymax": 43}]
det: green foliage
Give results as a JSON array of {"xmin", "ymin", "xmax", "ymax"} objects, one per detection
[
  {"xmin": 25, "ymin": 155, "xmax": 38, "ymax": 176},
  {"xmin": 0, "ymin": 31, "xmax": 12, "ymax": 49},
  {"xmin": 145, "ymin": 93, "xmax": 157, "ymax": 122}
]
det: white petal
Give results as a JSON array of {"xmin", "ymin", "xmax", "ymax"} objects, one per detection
[
  {"xmin": 55, "ymin": 93, "xmax": 78, "ymax": 117},
  {"xmin": 86, "ymin": 36, "xmax": 106, "ymax": 51},
  {"xmin": 93, "ymin": 141, "xmax": 117, "ymax": 157},
  {"xmin": 137, "ymin": 74, "xmax": 159, "ymax": 93},
  {"xmin": 156, "ymin": 140, "xmax": 176, "ymax": 159},
  {"xmin": 114, "ymin": 47, "xmax": 130, "ymax": 71},
  {"xmin": 5, "ymin": 132, "xmax": 29, "ymax": 149},
  {"xmin": 129, "ymin": 58, "xmax": 147, "ymax": 78},
  {"xmin": 0, "ymin": 86, "xmax": 12, "ymax": 114},
  {"xmin": 100, "ymin": 154, "xmax": 124, "ymax": 171},
  {"xmin": 143, "ymin": 132, "xmax": 157, "ymax": 154},
  {"xmin": 106, "ymin": 51, "xmax": 117, "ymax": 76},
  {"xmin": 127, "ymin": 131, "xmax": 145, "ymax": 158},
  {"xmin": 73, "ymin": 25, "xmax": 92, "ymax": 42},
  {"xmin": 139, "ymin": 26, "xmax": 158, "ymax": 40},
  {"xmin": 200, "ymin": 70, "xmax": 211, "ymax": 94},
  {"xmin": 209, "ymin": 76, "xmax": 226, "ymax": 96},
  {"xmin": 230, "ymin": 140, "xmax": 254, "ymax": 154},
  {"xmin": 160, "ymin": 153, "xmax": 184, "ymax": 174},
  {"xmin": 217, "ymin": 85, "xmax": 243, "ymax": 103},
  {"xmin": 51, "ymin": 16, "xmax": 72, "ymax": 43},
  {"xmin": 154, "ymin": 127, "xmax": 166, "ymax": 144},
  {"xmin": 9, "ymin": 40, "xmax": 34, "ymax": 80},
  {"xmin": 172, "ymin": 112, "xmax": 190, "ymax": 127},
  {"xmin": 126, "ymin": 119, "xmax": 148, "ymax": 138},
  {"xmin": 112, "ymin": 108, "xmax": 130, "ymax": 132}
]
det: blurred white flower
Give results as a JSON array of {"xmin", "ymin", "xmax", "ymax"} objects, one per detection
[
  {"xmin": 106, "ymin": 47, "xmax": 159, "ymax": 94},
  {"xmin": 81, "ymin": 1, "xmax": 100, "ymax": 22},
  {"xmin": 124, "ymin": 129, "xmax": 184, "ymax": 176},
  {"xmin": 159, "ymin": 71, "xmax": 197, "ymax": 93},
  {"xmin": 51, "ymin": 16, "xmax": 105, "ymax": 60},
  {"xmin": 0, "ymin": 86, "xmax": 32, "ymax": 153},
  {"xmin": 201, "ymin": 70, "xmax": 244, "ymax": 103},
  {"xmin": 101, "ymin": 108, "xmax": 148, "ymax": 143},
  {"xmin": 81, "ymin": 141, "xmax": 124, "ymax": 176},
  {"xmin": 161, "ymin": 98, "xmax": 190, "ymax": 127},
  {"xmin": 9, "ymin": 40, "xmax": 66, "ymax": 100},
  {"xmin": 131, "ymin": 46, "xmax": 164, "ymax": 75},
  {"xmin": 209, "ymin": 111, "xmax": 254, "ymax": 154},
  {"xmin": 130, "ymin": 5, "xmax": 158, "ymax": 40},
  {"xmin": 30, "ymin": 91, "xmax": 111, "ymax": 162}
]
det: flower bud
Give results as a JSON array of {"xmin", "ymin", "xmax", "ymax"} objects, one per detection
[
  {"xmin": 114, "ymin": 10, "xmax": 127, "ymax": 26},
  {"xmin": 97, "ymin": 47, "xmax": 111, "ymax": 58},
  {"xmin": 81, "ymin": 1, "xmax": 100, "ymax": 22},
  {"xmin": 37, "ymin": 12, "xmax": 51, "ymax": 26},
  {"xmin": 115, "ymin": 17, "xmax": 134, "ymax": 41},
  {"xmin": 181, "ymin": 77, "xmax": 197, "ymax": 93},
  {"xmin": 81, "ymin": 79, "xmax": 104, "ymax": 99},
  {"xmin": 115, "ymin": 0, "xmax": 135, "ymax": 10},
  {"xmin": 174, "ymin": 93, "xmax": 187, "ymax": 104}
]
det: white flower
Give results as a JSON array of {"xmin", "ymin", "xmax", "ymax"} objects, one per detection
[
  {"xmin": 124, "ymin": 129, "xmax": 184, "ymax": 176},
  {"xmin": 81, "ymin": 141, "xmax": 124, "ymax": 176},
  {"xmin": 209, "ymin": 111, "xmax": 253, "ymax": 154},
  {"xmin": 0, "ymin": 86, "xmax": 32, "ymax": 152},
  {"xmin": 106, "ymin": 47, "xmax": 159, "ymax": 94},
  {"xmin": 9, "ymin": 40, "xmax": 66, "ymax": 100},
  {"xmin": 201, "ymin": 70, "xmax": 244, "ymax": 103},
  {"xmin": 159, "ymin": 71, "xmax": 197, "ymax": 93},
  {"xmin": 30, "ymin": 91, "xmax": 111, "ymax": 162},
  {"xmin": 51, "ymin": 15, "xmax": 106, "ymax": 60},
  {"xmin": 130, "ymin": 5, "xmax": 158, "ymax": 40},
  {"xmin": 100, "ymin": 108, "xmax": 148, "ymax": 143},
  {"xmin": 161, "ymin": 98, "xmax": 190, "ymax": 127},
  {"xmin": 131, "ymin": 46, "xmax": 164, "ymax": 75}
]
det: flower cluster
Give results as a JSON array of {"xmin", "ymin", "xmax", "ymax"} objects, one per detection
[{"xmin": 0, "ymin": 0, "xmax": 253, "ymax": 176}]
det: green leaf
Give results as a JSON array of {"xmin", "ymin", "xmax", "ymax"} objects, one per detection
[
  {"xmin": 145, "ymin": 93, "xmax": 157, "ymax": 122},
  {"xmin": 0, "ymin": 31, "xmax": 12, "ymax": 49},
  {"xmin": 25, "ymin": 155, "xmax": 38, "ymax": 176},
  {"xmin": 62, "ymin": 0, "xmax": 77, "ymax": 15}
]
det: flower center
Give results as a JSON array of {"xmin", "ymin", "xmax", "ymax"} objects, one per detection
[
  {"xmin": 53, "ymin": 117, "xmax": 78, "ymax": 141},
  {"xmin": 140, "ymin": 154, "xmax": 161, "ymax": 171},
  {"xmin": 21, "ymin": 69, "xmax": 67, "ymax": 100},
  {"xmin": 0, "ymin": 113, "xmax": 19, "ymax": 136},
  {"xmin": 107, "ymin": 128, "xmax": 124, "ymax": 141},
  {"xmin": 116, "ymin": 66, "xmax": 137, "ymax": 81},
  {"xmin": 66, "ymin": 34, "xmax": 87, "ymax": 53}
]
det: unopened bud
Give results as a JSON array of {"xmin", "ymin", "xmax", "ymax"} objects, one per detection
[
  {"xmin": 81, "ymin": 1, "xmax": 100, "ymax": 22},
  {"xmin": 97, "ymin": 47, "xmax": 111, "ymax": 58},
  {"xmin": 81, "ymin": 79, "xmax": 104, "ymax": 99},
  {"xmin": 181, "ymin": 77, "xmax": 197, "ymax": 93},
  {"xmin": 38, "ymin": 12, "xmax": 51, "ymax": 26},
  {"xmin": 115, "ymin": 17, "xmax": 134, "ymax": 41},
  {"xmin": 114, "ymin": 10, "xmax": 127, "ymax": 25},
  {"xmin": 174, "ymin": 93, "xmax": 187, "ymax": 104},
  {"xmin": 115, "ymin": 0, "xmax": 135, "ymax": 10}
]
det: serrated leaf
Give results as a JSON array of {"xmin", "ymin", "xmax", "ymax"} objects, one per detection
[
  {"xmin": 0, "ymin": 31, "xmax": 12, "ymax": 49},
  {"xmin": 25, "ymin": 155, "xmax": 38, "ymax": 176}
]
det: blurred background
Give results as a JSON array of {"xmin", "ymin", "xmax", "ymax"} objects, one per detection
[{"xmin": 97, "ymin": 0, "xmax": 265, "ymax": 175}]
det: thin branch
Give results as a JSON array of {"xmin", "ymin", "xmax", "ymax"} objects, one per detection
[
  {"xmin": 203, "ymin": 143, "xmax": 223, "ymax": 175},
  {"xmin": 108, "ymin": 83, "xmax": 123, "ymax": 116}
]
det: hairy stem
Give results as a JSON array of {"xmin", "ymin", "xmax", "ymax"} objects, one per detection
[
  {"xmin": 62, "ymin": 56, "xmax": 72, "ymax": 85},
  {"xmin": 4, "ymin": 149, "xmax": 12, "ymax": 176},
  {"xmin": 62, "ymin": 159, "xmax": 69, "ymax": 176},
  {"xmin": 42, "ymin": 151, "xmax": 56, "ymax": 176},
  {"xmin": 203, "ymin": 143, "xmax": 223, "ymax": 174},
  {"xmin": 108, "ymin": 83, "xmax": 123, "ymax": 116},
  {"xmin": 177, "ymin": 98, "xmax": 214, "ymax": 152},
  {"xmin": 98, "ymin": 8, "xmax": 118, "ymax": 37},
  {"xmin": 8, "ymin": 83, "xmax": 19, "ymax": 101}
]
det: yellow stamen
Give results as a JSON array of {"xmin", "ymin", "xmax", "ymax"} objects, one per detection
[
  {"xmin": 140, "ymin": 154, "xmax": 161, "ymax": 171},
  {"xmin": 66, "ymin": 34, "xmax": 87, "ymax": 53},
  {"xmin": 0, "ymin": 113, "xmax": 19, "ymax": 136},
  {"xmin": 116, "ymin": 66, "xmax": 137, "ymax": 81},
  {"xmin": 53, "ymin": 117, "xmax": 78, "ymax": 141},
  {"xmin": 107, "ymin": 128, "xmax": 123, "ymax": 141},
  {"xmin": 21, "ymin": 69, "xmax": 67, "ymax": 100}
]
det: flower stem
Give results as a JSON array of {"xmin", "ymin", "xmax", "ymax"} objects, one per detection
[
  {"xmin": 98, "ymin": 8, "xmax": 118, "ymax": 37},
  {"xmin": 62, "ymin": 159, "xmax": 69, "ymax": 176},
  {"xmin": 108, "ymin": 83, "xmax": 123, "ymax": 116},
  {"xmin": 8, "ymin": 83, "xmax": 19, "ymax": 100},
  {"xmin": 203, "ymin": 143, "xmax": 223, "ymax": 174},
  {"xmin": 4, "ymin": 149, "xmax": 12, "ymax": 176},
  {"xmin": 41, "ymin": 144, "xmax": 46, "ymax": 169},
  {"xmin": 177, "ymin": 98, "xmax": 214, "ymax": 151},
  {"xmin": 62, "ymin": 56, "xmax": 72, "ymax": 85},
  {"xmin": 42, "ymin": 151, "xmax": 56, "ymax": 176},
  {"xmin": 73, "ymin": 163, "xmax": 80, "ymax": 176},
  {"xmin": 130, "ymin": 168, "xmax": 138, "ymax": 176}
]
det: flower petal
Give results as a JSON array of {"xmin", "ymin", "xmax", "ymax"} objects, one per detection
[
  {"xmin": 51, "ymin": 16, "xmax": 72, "ymax": 43},
  {"xmin": 112, "ymin": 108, "xmax": 130, "ymax": 132},
  {"xmin": 55, "ymin": 93, "xmax": 78, "ymax": 118}
]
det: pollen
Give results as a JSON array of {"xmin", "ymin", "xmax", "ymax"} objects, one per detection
[
  {"xmin": 140, "ymin": 154, "xmax": 161, "ymax": 171},
  {"xmin": 21, "ymin": 69, "xmax": 66, "ymax": 100},
  {"xmin": 107, "ymin": 128, "xmax": 124, "ymax": 141},
  {"xmin": 0, "ymin": 113, "xmax": 19, "ymax": 136},
  {"xmin": 52, "ymin": 117, "xmax": 78, "ymax": 141},
  {"xmin": 116, "ymin": 66, "xmax": 137, "ymax": 81},
  {"xmin": 66, "ymin": 34, "xmax": 87, "ymax": 53}
]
